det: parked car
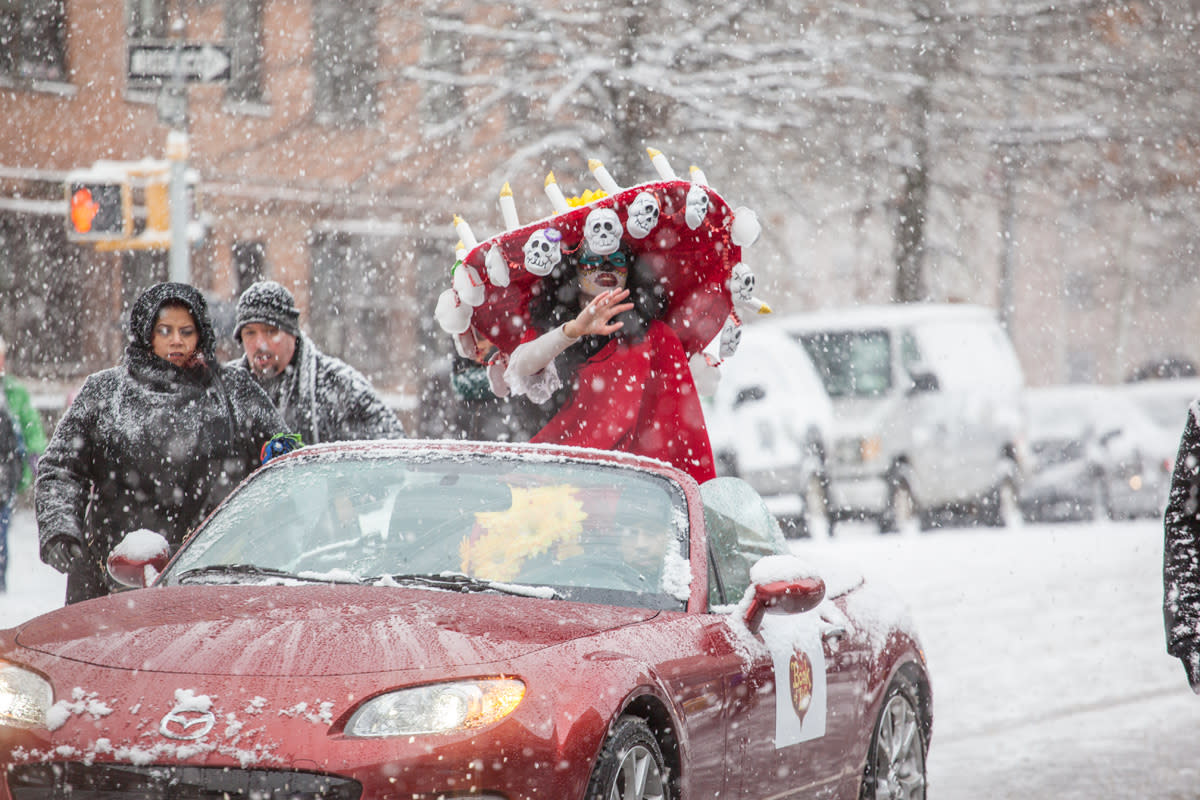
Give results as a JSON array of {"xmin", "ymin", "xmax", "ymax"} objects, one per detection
[
  {"xmin": 773, "ymin": 303, "xmax": 1026, "ymax": 533},
  {"xmin": 0, "ymin": 440, "xmax": 932, "ymax": 800},
  {"xmin": 1022, "ymin": 385, "xmax": 1176, "ymax": 522},
  {"xmin": 1118, "ymin": 377, "xmax": 1200, "ymax": 438},
  {"xmin": 704, "ymin": 325, "xmax": 835, "ymax": 538}
]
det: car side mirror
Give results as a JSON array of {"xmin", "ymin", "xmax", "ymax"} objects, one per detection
[
  {"xmin": 734, "ymin": 385, "xmax": 767, "ymax": 408},
  {"xmin": 107, "ymin": 530, "xmax": 171, "ymax": 589},
  {"xmin": 908, "ymin": 371, "xmax": 940, "ymax": 394},
  {"xmin": 744, "ymin": 576, "xmax": 826, "ymax": 634}
]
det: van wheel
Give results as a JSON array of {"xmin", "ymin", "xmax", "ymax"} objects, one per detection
[
  {"xmin": 798, "ymin": 472, "xmax": 833, "ymax": 539},
  {"xmin": 982, "ymin": 476, "xmax": 1020, "ymax": 528},
  {"xmin": 880, "ymin": 477, "xmax": 919, "ymax": 535}
]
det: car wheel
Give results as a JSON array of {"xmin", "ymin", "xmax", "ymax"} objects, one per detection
[
  {"xmin": 585, "ymin": 715, "xmax": 671, "ymax": 800},
  {"xmin": 880, "ymin": 477, "xmax": 918, "ymax": 535},
  {"xmin": 860, "ymin": 675, "xmax": 928, "ymax": 800}
]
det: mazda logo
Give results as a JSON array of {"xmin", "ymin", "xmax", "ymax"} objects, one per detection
[{"xmin": 159, "ymin": 706, "xmax": 216, "ymax": 741}]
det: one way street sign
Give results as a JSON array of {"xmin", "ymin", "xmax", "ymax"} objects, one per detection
[{"xmin": 128, "ymin": 42, "xmax": 232, "ymax": 83}]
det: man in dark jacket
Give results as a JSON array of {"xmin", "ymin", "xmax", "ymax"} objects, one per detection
[
  {"xmin": 1164, "ymin": 400, "xmax": 1200, "ymax": 692},
  {"xmin": 36, "ymin": 282, "xmax": 287, "ymax": 604},
  {"xmin": 227, "ymin": 280, "xmax": 405, "ymax": 443}
]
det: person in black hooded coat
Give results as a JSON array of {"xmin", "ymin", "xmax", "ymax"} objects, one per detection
[
  {"xmin": 35, "ymin": 282, "xmax": 287, "ymax": 604},
  {"xmin": 1164, "ymin": 400, "xmax": 1200, "ymax": 691}
]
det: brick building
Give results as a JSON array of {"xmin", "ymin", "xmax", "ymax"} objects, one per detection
[{"xmin": 0, "ymin": 0, "xmax": 516, "ymax": 430}]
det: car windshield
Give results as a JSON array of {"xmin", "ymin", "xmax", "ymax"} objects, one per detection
[
  {"xmin": 161, "ymin": 451, "xmax": 691, "ymax": 611},
  {"xmin": 798, "ymin": 329, "xmax": 892, "ymax": 397}
]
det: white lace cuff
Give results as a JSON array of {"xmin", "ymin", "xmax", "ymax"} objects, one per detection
[
  {"xmin": 503, "ymin": 325, "xmax": 575, "ymax": 404},
  {"xmin": 504, "ymin": 358, "xmax": 563, "ymax": 404}
]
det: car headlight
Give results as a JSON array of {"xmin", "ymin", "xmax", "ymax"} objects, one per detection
[
  {"xmin": 0, "ymin": 662, "xmax": 53, "ymax": 729},
  {"xmin": 345, "ymin": 679, "xmax": 525, "ymax": 737}
]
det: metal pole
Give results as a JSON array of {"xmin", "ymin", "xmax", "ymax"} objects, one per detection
[
  {"xmin": 167, "ymin": 22, "xmax": 191, "ymax": 284},
  {"xmin": 167, "ymin": 131, "xmax": 190, "ymax": 284}
]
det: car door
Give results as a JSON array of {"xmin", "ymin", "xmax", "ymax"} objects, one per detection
[
  {"xmin": 700, "ymin": 479, "xmax": 866, "ymax": 797},
  {"xmin": 727, "ymin": 603, "xmax": 868, "ymax": 798}
]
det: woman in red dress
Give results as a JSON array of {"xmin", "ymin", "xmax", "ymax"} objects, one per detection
[{"xmin": 501, "ymin": 243, "xmax": 717, "ymax": 484}]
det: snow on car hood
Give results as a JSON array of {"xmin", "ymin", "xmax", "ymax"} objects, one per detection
[{"xmin": 14, "ymin": 585, "xmax": 656, "ymax": 676}]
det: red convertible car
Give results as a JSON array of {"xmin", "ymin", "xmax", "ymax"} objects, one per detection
[{"xmin": 0, "ymin": 440, "xmax": 931, "ymax": 799}]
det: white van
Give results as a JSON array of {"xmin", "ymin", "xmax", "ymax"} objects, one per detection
[
  {"xmin": 703, "ymin": 325, "xmax": 835, "ymax": 538},
  {"xmin": 771, "ymin": 304, "xmax": 1027, "ymax": 532}
]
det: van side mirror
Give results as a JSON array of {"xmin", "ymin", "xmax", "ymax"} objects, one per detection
[
  {"xmin": 734, "ymin": 385, "xmax": 767, "ymax": 408},
  {"xmin": 908, "ymin": 371, "xmax": 940, "ymax": 394}
]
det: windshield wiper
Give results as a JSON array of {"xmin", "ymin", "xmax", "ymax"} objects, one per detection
[
  {"xmin": 174, "ymin": 563, "xmax": 317, "ymax": 585},
  {"xmin": 382, "ymin": 572, "xmax": 560, "ymax": 599}
]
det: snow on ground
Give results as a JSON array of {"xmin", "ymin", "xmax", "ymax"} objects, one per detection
[
  {"xmin": 1, "ymin": 506, "xmax": 65, "ymax": 626},
  {"xmin": 796, "ymin": 518, "xmax": 1200, "ymax": 798},
  {"xmin": 2, "ymin": 506, "xmax": 1198, "ymax": 796}
]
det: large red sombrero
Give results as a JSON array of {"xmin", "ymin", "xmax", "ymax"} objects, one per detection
[{"xmin": 437, "ymin": 156, "xmax": 763, "ymax": 362}]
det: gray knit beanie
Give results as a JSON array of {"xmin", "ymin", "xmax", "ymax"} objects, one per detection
[{"xmin": 234, "ymin": 280, "xmax": 301, "ymax": 341}]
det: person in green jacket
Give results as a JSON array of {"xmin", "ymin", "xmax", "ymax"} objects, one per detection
[{"xmin": 0, "ymin": 334, "xmax": 47, "ymax": 592}]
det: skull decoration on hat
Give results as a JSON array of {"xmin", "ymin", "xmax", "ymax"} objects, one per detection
[
  {"xmin": 685, "ymin": 184, "xmax": 711, "ymax": 230},
  {"xmin": 523, "ymin": 228, "xmax": 563, "ymax": 277},
  {"xmin": 626, "ymin": 191, "xmax": 661, "ymax": 240},
  {"xmin": 436, "ymin": 151, "xmax": 772, "ymax": 481},
  {"xmin": 582, "ymin": 207, "xmax": 622, "ymax": 256}
]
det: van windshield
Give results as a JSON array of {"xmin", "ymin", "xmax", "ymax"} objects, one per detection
[{"xmin": 797, "ymin": 330, "xmax": 892, "ymax": 397}]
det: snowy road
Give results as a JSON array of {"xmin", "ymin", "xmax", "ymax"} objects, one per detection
[
  {"xmin": 2, "ymin": 507, "xmax": 1197, "ymax": 796},
  {"xmin": 808, "ymin": 519, "xmax": 1200, "ymax": 798}
]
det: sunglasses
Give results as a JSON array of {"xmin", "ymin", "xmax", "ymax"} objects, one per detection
[{"xmin": 578, "ymin": 250, "xmax": 630, "ymax": 269}]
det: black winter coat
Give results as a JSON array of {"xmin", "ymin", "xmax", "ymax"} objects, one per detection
[
  {"xmin": 228, "ymin": 332, "xmax": 404, "ymax": 444},
  {"xmin": 1164, "ymin": 400, "xmax": 1200, "ymax": 663},
  {"xmin": 35, "ymin": 282, "xmax": 286, "ymax": 604}
]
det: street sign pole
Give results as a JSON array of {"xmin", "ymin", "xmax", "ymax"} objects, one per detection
[
  {"xmin": 167, "ymin": 30, "xmax": 191, "ymax": 285},
  {"xmin": 127, "ymin": 36, "xmax": 230, "ymax": 283},
  {"xmin": 168, "ymin": 130, "xmax": 191, "ymax": 284}
]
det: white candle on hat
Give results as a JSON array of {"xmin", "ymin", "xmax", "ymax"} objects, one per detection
[
  {"xmin": 588, "ymin": 159, "xmax": 621, "ymax": 195},
  {"xmin": 453, "ymin": 215, "xmax": 479, "ymax": 249},
  {"xmin": 647, "ymin": 148, "xmax": 677, "ymax": 180},
  {"xmin": 689, "ymin": 165, "xmax": 709, "ymax": 186},
  {"xmin": 499, "ymin": 182, "xmax": 520, "ymax": 230},
  {"xmin": 544, "ymin": 172, "xmax": 569, "ymax": 214}
]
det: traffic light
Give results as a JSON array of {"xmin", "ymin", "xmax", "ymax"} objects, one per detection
[{"xmin": 65, "ymin": 171, "xmax": 132, "ymax": 241}]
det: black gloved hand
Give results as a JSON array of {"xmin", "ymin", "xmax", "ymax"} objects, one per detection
[{"xmin": 43, "ymin": 537, "xmax": 84, "ymax": 574}]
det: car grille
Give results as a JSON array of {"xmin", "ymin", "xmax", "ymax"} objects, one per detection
[{"xmin": 6, "ymin": 763, "xmax": 361, "ymax": 800}]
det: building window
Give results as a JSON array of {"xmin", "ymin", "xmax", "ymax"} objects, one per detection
[
  {"xmin": 125, "ymin": 0, "xmax": 168, "ymax": 93},
  {"xmin": 225, "ymin": 0, "xmax": 264, "ymax": 104},
  {"xmin": 233, "ymin": 240, "xmax": 265, "ymax": 295},
  {"xmin": 310, "ymin": 231, "xmax": 400, "ymax": 381},
  {"xmin": 126, "ymin": 0, "xmax": 167, "ymax": 39},
  {"xmin": 0, "ymin": 210, "xmax": 116, "ymax": 378},
  {"xmin": 0, "ymin": 0, "xmax": 67, "ymax": 82},
  {"xmin": 312, "ymin": 0, "xmax": 377, "ymax": 125}
]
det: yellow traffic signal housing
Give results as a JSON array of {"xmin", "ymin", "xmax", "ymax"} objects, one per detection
[
  {"xmin": 65, "ymin": 171, "xmax": 132, "ymax": 241},
  {"xmin": 144, "ymin": 177, "xmax": 170, "ymax": 232}
]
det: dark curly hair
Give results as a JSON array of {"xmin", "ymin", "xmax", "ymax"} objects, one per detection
[{"xmin": 527, "ymin": 246, "xmax": 669, "ymax": 389}]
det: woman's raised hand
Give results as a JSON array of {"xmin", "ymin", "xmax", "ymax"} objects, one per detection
[{"xmin": 564, "ymin": 289, "xmax": 634, "ymax": 340}]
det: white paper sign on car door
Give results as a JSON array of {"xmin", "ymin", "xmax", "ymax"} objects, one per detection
[{"xmin": 759, "ymin": 613, "xmax": 828, "ymax": 748}]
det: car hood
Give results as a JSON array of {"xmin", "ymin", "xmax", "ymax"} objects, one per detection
[{"xmin": 12, "ymin": 585, "xmax": 659, "ymax": 677}]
